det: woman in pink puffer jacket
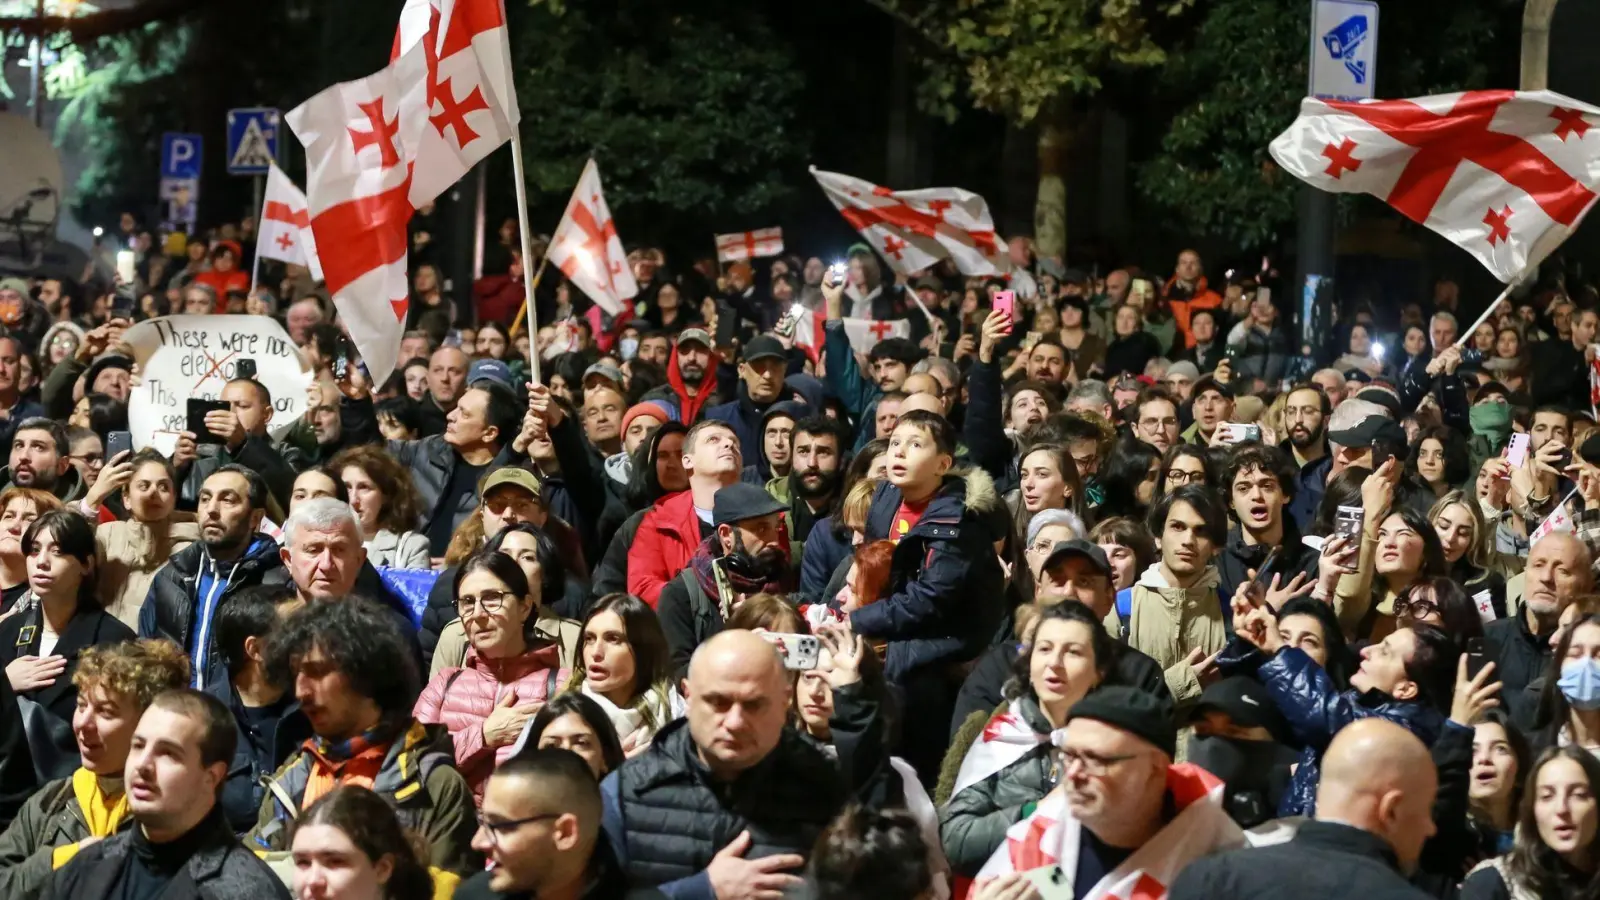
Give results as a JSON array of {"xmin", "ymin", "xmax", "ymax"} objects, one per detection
[{"xmin": 413, "ymin": 552, "xmax": 571, "ymax": 804}]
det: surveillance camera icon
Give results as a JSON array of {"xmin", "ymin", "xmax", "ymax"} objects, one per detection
[{"xmin": 1322, "ymin": 14, "xmax": 1370, "ymax": 85}]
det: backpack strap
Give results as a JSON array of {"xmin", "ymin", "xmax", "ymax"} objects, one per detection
[{"xmin": 1115, "ymin": 588, "xmax": 1133, "ymax": 642}]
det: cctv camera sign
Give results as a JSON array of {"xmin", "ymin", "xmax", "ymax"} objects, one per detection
[
  {"xmin": 1310, "ymin": 0, "xmax": 1378, "ymax": 102},
  {"xmin": 124, "ymin": 315, "xmax": 313, "ymax": 457}
]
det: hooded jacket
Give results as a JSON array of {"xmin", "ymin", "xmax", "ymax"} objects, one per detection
[
  {"xmin": 656, "ymin": 344, "xmax": 718, "ymax": 426},
  {"xmin": 852, "ymin": 469, "xmax": 1007, "ymax": 681},
  {"xmin": 138, "ymin": 535, "xmax": 289, "ymax": 693},
  {"xmin": 1127, "ymin": 563, "xmax": 1228, "ymax": 709},
  {"xmin": 249, "ymin": 720, "xmax": 480, "ymax": 874}
]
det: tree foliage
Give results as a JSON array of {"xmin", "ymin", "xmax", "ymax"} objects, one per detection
[
  {"xmin": 868, "ymin": 0, "xmax": 1191, "ymax": 126},
  {"xmin": 513, "ymin": 0, "xmax": 809, "ymax": 233},
  {"xmin": 1136, "ymin": 0, "xmax": 1509, "ymax": 252}
]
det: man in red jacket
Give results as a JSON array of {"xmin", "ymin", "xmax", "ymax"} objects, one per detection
[{"xmin": 627, "ymin": 419, "xmax": 742, "ymax": 606}]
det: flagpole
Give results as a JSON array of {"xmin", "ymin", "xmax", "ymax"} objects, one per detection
[
  {"xmin": 509, "ymin": 131, "xmax": 542, "ymax": 384},
  {"xmin": 1451, "ymin": 280, "xmax": 1518, "ymax": 350}
]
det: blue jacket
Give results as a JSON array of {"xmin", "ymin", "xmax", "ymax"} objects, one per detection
[
  {"xmin": 821, "ymin": 320, "xmax": 880, "ymax": 453},
  {"xmin": 799, "ymin": 515, "xmax": 853, "ymax": 604},
  {"xmin": 1233, "ymin": 643, "xmax": 1445, "ymax": 817},
  {"xmin": 850, "ymin": 469, "xmax": 1006, "ymax": 681}
]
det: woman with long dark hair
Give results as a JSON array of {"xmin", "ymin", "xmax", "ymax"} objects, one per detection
[
  {"xmin": 89, "ymin": 449, "xmax": 198, "ymax": 628},
  {"xmin": 1462, "ymin": 746, "xmax": 1600, "ymax": 899},
  {"xmin": 0, "ymin": 510, "xmax": 134, "ymax": 778},
  {"xmin": 516, "ymin": 691, "xmax": 626, "ymax": 779},
  {"xmin": 1408, "ymin": 426, "xmax": 1471, "ymax": 499},
  {"xmin": 1343, "ymin": 503, "xmax": 1451, "ymax": 642},
  {"xmin": 1095, "ymin": 437, "xmax": 1161, "ymax": 522},
  {"xmin": 290, "ymin": 785, "xmax": 436, "ymax": 900},
  {"xmin": 1466, "ymin": 708, "xmax": 1531, "ymax": 863},
  {"xmin": 559, "ymin": 593, "xmax": 680, "ymax": 755}
]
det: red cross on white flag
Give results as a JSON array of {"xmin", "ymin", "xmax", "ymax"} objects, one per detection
[
  {"xmin": 715, "ymin": 227, "xmax": 784, "ymax": 262},
  {"xmin": 546, "ymin": 160, "xmax": 638, "ymax": 315},
  {"xmin": 1269, "ymin": 90, "xmax": 1600, "ymax": 282},
  {"xmin": 792, "ymin": 311, "xmax": 912, "ymax": 362},
  {"xmin": 255, "ymin": 163, "xmax": 324, "ymax": 282},
  {"xmin": 810, "ymin": 167, "xmax": 1010, "ymax": 277},
  {"xmin": 392, "ymin": 0, "xmax": 519, "ymax": 207}
]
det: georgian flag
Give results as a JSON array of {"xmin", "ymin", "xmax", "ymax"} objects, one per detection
[
  {"xmin": 791, "ymin": 310, "xmax": 913, "ymax": 363},
  {"xmin": 811, "ymin": 167, "xmax": 1010, "ymax": 276},
  {"xmin": 945, "ymin": 710, "xmax": 1046, "ymax": 802},
  {"xmin": 715, "ymin": 227, "xmax": 784, "ymax": 262},
  {"xmin": 1269, "ymin": 90, "xmax": 1600, "ymax": 282},
  {"xmin": 974, "ymin": 764, "xmax": 1243, "ymax": 899},
  {"xmin": 546, "ymin": 160, "xmax": 638, "ymax": 315},
  {"xmin": 255, "ymin": 164, "xmax": 324, "ymax": 282}
]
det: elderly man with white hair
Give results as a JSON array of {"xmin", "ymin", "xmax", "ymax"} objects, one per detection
[{"xmin": 279, "ymin": 496, "xmax": 425, "ymax": 665}]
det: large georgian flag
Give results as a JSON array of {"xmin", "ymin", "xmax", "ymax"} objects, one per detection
[
  {"xmin": 1269, "ymin": 90, "xmax": 1600, "ymax": 282},
  {"xmin": 811, "ymin": 167, "xmax": 1010, "ymax": 276}
]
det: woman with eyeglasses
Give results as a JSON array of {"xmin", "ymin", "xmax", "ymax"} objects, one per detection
[
  {"xmin": 1391, "ymin": 575, "xmax": 1485, "ymax": 650},
  {"xmin": 1157, "ymin": 444, "xmax": 1216, "ymax": 496},
  {"xmin": 413, "ymin": 551, "xmax": 571, "ymax": 805},
  {"xmin": 289, "ymin": 785, "xmax": 439, "ymax": 900},
  {"xmin": 1461, "ymin": 746, "xmax": 1600, "ymax": 900},
  {"xmin": 1021, "ymin": 509, "xmax": 1088, "ymax": 588}
]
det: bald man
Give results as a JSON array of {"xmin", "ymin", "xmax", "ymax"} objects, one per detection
[
  {"xmin": 897, "ymin": 391, "xmax": 946, "ymax": 419},
  {"xmin": 419, "ymin": 346, "xmax": 470, "ymax": 437},
  {"xmin": 1488, "ymin": 531, "xmax": 1595, "ymax": 728},
  {"xmin": 600, "ymin": 630, "xmax": 847, "ymax": 900},
  {"xmin": 1170, "ymin": 720, "xmax": 1437, "ymax": 900}
]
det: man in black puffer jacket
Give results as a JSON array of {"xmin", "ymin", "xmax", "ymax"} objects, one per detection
[{"xmin": 601, "ymin": 630, "xmax": 845, "ymax": 900}]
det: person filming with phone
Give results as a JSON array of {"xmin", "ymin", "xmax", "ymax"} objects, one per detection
[{"xmin": 171, "ymin": 377, "xmax": 296, "ymax": 515}]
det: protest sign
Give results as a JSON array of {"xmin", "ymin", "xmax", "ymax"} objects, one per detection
[{"xmin": 123, "ymin": 315, "xmax": 313, "ymax": 457}]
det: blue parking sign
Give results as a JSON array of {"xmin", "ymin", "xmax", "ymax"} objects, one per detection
[
  {"xmin": 226, "ymin": 108, "xmax": 281, "ymax": 176},
  {"xmin": 160, "ymin": 133, "xmax": 203, "ymax": 180}
]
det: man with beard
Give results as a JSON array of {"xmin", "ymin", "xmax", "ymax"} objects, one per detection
[
  {"xmin": 0, "ymin": 418, "xmax": 82, "ymax": 501},
  {"xmin": 1215, "ymin": 445, "xmax": 1319, "ymax": 625},
  {"xmin": 706, "ymin": 336, "xmax": 790, "ymax": 479},
  {"xmin": 657, "ymin": 484, "xmax": 794, "ymax": 676},
  {"xmin": 628, "ymin": 420, "xmax": 743, "ymax": 605},
  {"xmin": 643, "ymin": 329, "xmax": 720, "ymax": 425},
  {"xmin": 767, "ymin": 416, "xmax": 846, "ymax": 563},
  {"xmin": 1281, "ymin": 384, "xmax": 1333, "ymax": 532},
  {"xmin": 140, "ymin": 465, "xmax": 289, "ymax": 693}
]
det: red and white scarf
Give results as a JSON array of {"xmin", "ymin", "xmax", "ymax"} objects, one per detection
[
  {"xmin": 948, "ymin": 706, "xmax": 1047, "ymax": 800},
  {"xmin": 974, "ymin": 764, "xmax": 1244, "ymax": 899}
]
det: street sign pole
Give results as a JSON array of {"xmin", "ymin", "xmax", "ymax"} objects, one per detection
[{"xmin": 1297, "ymin": 0, "xmax": 1378, "ymax": 357}]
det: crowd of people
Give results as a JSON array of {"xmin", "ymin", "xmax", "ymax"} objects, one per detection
[{"xmin": 0, "ymin": 216, "xmax": 1598, "ymax": 900}]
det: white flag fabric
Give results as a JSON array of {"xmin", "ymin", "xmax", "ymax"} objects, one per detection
[
  {"xmin": 256, "ymin": 163, "xmax": 324, "ymax": 282},
  {"xmin": 286, "ymin": 40, "xmax": 425, "ymax": 387},
  {"xmin": 715, "ymin": 227, "xmax": 784, "ymax": 262},
  {"xmin": 811, "ymin": 167, "xmax": 1010, "ymax": 276},
  {"xmin": 392, "ymin": 0, "xmax": 519, "ymax": 207},
  {"xmin": 975, "ymin": 764, "xmax": 1243, "ymax": 899},
  {"xmin": 1269, "ymin": 90, "xmax": 1600, "ymax": 282},
  {"xmin": 793, "ymin": 310, "xmax": 912, "ymax": 359},
  {"xmin": 546, "ymin": 160, "xmax": 638, "ymax": 315},
  {"xmin": 945, "ymin": 709, "xmax": 1046, "ymax": 802},
  {"xmin": 1531, "ymin": 487, "xmax": 1581, "ymax": 545}
]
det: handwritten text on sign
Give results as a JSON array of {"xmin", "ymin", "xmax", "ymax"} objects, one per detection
[{"xmin": 124, "ymin": 315, "xmax": 312, "ymax": 456}]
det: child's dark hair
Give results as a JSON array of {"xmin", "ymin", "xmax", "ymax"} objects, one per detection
[
  {"xmin": 375, "ymin": 396, "xmax": 421, "ymax": 436},
  {"xmin": 810, "ymin": 805, "xmax": 931, "ymax": 900},
  {"xmin": 892, "ymin": 409, "xmax": 955, "ymax": 457}
]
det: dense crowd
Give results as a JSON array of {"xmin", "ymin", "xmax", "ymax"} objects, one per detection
[{"xmin": 0, "ymin": 216, "xmax": 1598, "ymax": 900}]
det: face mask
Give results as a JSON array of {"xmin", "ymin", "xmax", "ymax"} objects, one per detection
[
  {"xmin": 1185, "ymin": 734, "xmax": 1291, "ymax": 828},
  {"xmin": 619, "ymin": 337, "xmax": 639, "ymax": 361},
  {"xmin": 1559, "ymin": 658, "xmax": 1600, "ymax": 710},
  {"xmin": 1469, "ymin": 402, "xmax": 1511, "ymax": 440}
]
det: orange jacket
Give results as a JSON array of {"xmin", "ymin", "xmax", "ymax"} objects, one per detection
[{"xmin": 1163, "ymin": 275, "xmax": 1223, "ymax": 349}]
